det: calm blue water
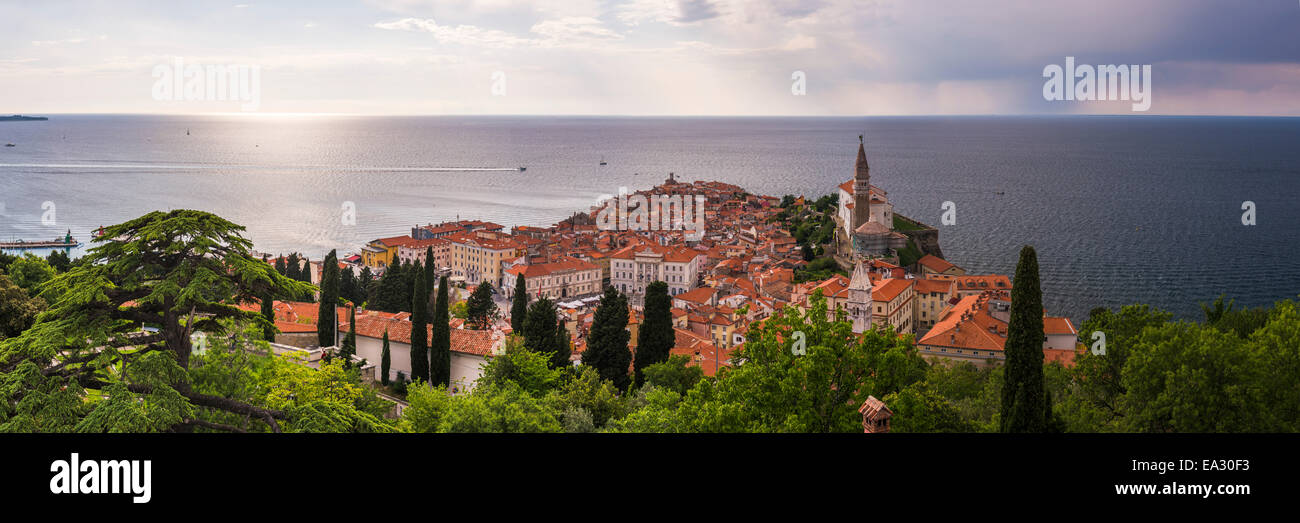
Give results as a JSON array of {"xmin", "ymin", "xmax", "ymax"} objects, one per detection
[{"xmin": 2, "ymin": 115, "xmax": 1298, "ymax": 322}]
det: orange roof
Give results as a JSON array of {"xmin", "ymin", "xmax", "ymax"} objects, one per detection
[
  {"xmin": 1043, "ymin": 316, "xmax": 1077, "ymax": 336},
  {"xmin": 955, "ymin": 274, "xmax": 1012, "ymax": 292},
  {"xmin": 504, "ymin": 256, "xmax": 599, "ymax": 278},
  {"xmin": 917, "ymin": 254, "xmax": 956, "ymax": 273},
  {"xmin": 914, "ymin": 278, "xmax": 955, "ymax": 295},
  {"xmin": 345, "ymin": 312, "xmax": 501, "ymax": 356},
  {"xmin": 374, "ymin": 235, "xmax": 418, "ymax": 248},
  {"xmin": 674, "ymin": 286, "xmax": 716, "ymax": 305},
  {"xmin": 917, "ymin": 295, "xmax": 1006, "ymax": 352},
  {"xmin": 872, "ymin": 278, "xmax": 913, "ymax": 303}
]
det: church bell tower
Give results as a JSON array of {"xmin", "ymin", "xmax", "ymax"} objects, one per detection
[{"xmin": 852, "ymin": 135, "xmax": 871, "ymax": 231}]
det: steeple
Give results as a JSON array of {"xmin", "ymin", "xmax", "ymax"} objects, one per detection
[
  {"xmin": 852, "ymin": 135, "xmax": 872, "ymax": 232},
  {"xmin": 855, "ymin": 134, "xmax": 869, "ymax": 180}
]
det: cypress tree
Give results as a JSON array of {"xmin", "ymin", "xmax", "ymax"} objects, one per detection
[
  {"xmin": 430, "ymin": 275, "xmax": 452, "ymax": 387},
  {"xmin": 300, "ymin": 256, "xmax": 312, "ymax": 283},
  {"xmin": 380, "ymin": 329, "xmax": 391, "ymax": 386},
  {"xmin": 552, "ymin": 320, "xmax": 572, "ymax": 369},
  {"xmin": 410, "ymin": 263, "xmax": 430, "ymax": 383},
  {"xmin": 511, "ymin": 272, "xmax": 528, "ymax": 333},
  {"xmin": 358, "ymin": 266, "xmax": 374, "ymax": 306},
  {"xmin": 274, "ymin": 255, "xmax": 287, "ymax": 277},
  {"xmin": 397, "ymin": 259, "xmax": 415, "ymax": 313},
  {"xmin": 523, "ymin": 297, "xmax": 559, "ymax": 365},
  {"xmin": 340, "ymin": 266, "xmax": 356, "ymax": 304},
  {"xmin": 260, "ymin": 292, "xmax": 277, "ymax": 342},
  {"xmin": 586, "ymin": 286, "xmax": 632, "ymax": 390},
  {"xmin": 1000, "ymin": 245, "xmax": 1050, "ymax": 433},
  {"xmin": 341, "ymin": 305, "xmax": 357, "ymax": 363},
  {"xmin": 317, "ymin": 250, "xmax": 340, "ymax": 348},
  {"xmin": 287, "ymin": 253, "xmax": 302, "ymax": 281},
  {"xmin": 634, "ymin": 281, "xmax": 674, "ymax": 386},
  {"xmin": 424, "ymin": 247, "xmax": 436, "ymax": 313}
]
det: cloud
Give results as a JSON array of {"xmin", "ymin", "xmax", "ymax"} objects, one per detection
[
  {"xmin": 31, "ymin": 38, "xmax": 87, "ymax": 46},
  {"xmin": 374, "ymin": 16, "xmax": 622, "ymax": 49}
]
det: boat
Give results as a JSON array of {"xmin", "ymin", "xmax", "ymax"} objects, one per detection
[
  {"xmin": 4, "ymin": 143, "xmax": 13, "ymax": 147},
  {"xmin": 186, "ymin": 128, "xmax": 190, "ymax": 136},
  {"xmin": 0, "ymin": 115, "xmax": 48, "ymax": 122},
  {"xmin": 599, "ymin": 155, "xmax": 607, "ymax": 166},
  {"xmin": 0, "ymin": 230, "xmax": 80, "ymax": 249},
  {"xmin": 518, "ymin": 166, "xmax": 527, "ymax": 172}
]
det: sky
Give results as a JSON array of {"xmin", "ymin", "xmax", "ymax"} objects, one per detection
[{"xmin": 1, "ymin": 0, "xmax": 1298, "ymax": 116}]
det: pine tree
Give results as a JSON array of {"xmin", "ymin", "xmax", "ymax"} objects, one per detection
[
  {"xmin": 634, "ymin": 281, "xmax": 674, "ymax": 386},
  {"xmin": 1000, "ymin": 245, "xmax": 1050, "ymax": 433},
  {"xmin": 380, "ymin": 329, "xmax": 391, "ymax": 386},
  {"xmin": 409, "ymin": 263, "xmax": 430, "ymax": 383},
  {"xmin": 466, "ymin": 281, "xmax": 497, "ymax": 329},
  {"xmin": 317, "ymin": 250, "xmax": 340, "ymax": 348},
  {"xmin": 585, "ymin": 286, "xmax": 632, "ymax": 390},
  {"xmin": 523, "ymin": 297, "xmax": 559, "ymax": 366},
  {"xmin": 511, "ymin": 272, "xmax": 528, "ymax": 333},
  {"xmin": 260, "ymin": 292, "xmax": 277, "ymax": 342},
  {"xmin": 430, "ymin": 275, "xmax": 452, "ymax": 387}
]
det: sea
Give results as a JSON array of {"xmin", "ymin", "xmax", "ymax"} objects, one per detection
[{"xmin": 2, "ymin": 114, "xmax": 1298, "ymax": 323}]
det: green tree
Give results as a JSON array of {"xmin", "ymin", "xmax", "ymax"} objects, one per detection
[
  {"xmin": 7, "ymin": 253, "xmax": 56, "ymax": 294},
  {"xmin": 522, "ymin": 297, "xmax": 559, "ymax": 367},
  {"xmin": 633, "ymin": 281, "xmax": 674, "ymax": 386},
  {"xmin": 510, "ymin": 272, "xmax": 528, "ymax": 333},
  {"xmin": 285, "ymin": 252, "xmax": 301, "ymax": 282},
  {"xmin": 671, "ymin": 293, "xmax": 926, "ymax": 432},
  {"xmin": 380, "ymin": 329, "xmax": 391, "ymax": 386},
  {"xmin": 317, "ymin": 250, "xmax": 340, "ymax": 347},
  {"xmin": 45, "ymin": 250, "xmax": 72, "ymax": 273},
  {"xmin": 478, "ymin": 338, "xmax": 564, "ymax": 396},
  {"xmin": 409, "ymin": 262, "xmax": 430, "ymax": 383},
  {"xmin": 465, "ymin": 281, "xmax": 497, "ymax": 329},
  {"xmin": 341, "ymin": 305, "xmax": 357, "ymax": 362},
  {"xmin": 1000, "ymin": 245, "xmax": 1051, "ymax": 433},
  {"xmin": 0, "ymin": 273, "xmax": 44, "ymax": 340},
  {"xmin": 584, "ymin": 286, "xmax": 632, "ymax": 390},
  {"xmin": 429, "ymin": 275, "xmax": 451, "ymax": 387},
  {"xmin": 260, "ymin": 293, "xmax": 277, "ymax": 342},
  {"xmin": 641, "ymin": 354, "xmax": 702, "ymax": 397},
  {"xmin": 0, "ymin": 210, "xmax": 315, "ymax": 433},
  {"xmin": 552, "ymin": 321, "xmax": 571, "ymax": 369}
]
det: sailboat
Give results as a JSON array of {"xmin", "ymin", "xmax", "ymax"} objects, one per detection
[
  {"xmin": 599, "ymin": 155, "xmax": 607, "ymax": 166},
  {"xmin": 186, "ymin": 128, "xmax": 190, "ymax": 136}
]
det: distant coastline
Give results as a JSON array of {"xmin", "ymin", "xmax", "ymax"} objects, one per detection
[{"xmin": 0, "ymin": 115, "xmax": 48, "ymax": 121}]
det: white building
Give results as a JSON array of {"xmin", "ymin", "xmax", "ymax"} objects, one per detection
[
  {"xmin": 609, "ymin": 244, "xmax": 703, "ymax": 303},
  {"xmin": 346, "ymin": 311, "xmax": 506, "ymax": 393}
]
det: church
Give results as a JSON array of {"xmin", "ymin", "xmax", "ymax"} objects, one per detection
[{"xmin": 836, "ymin": 136, "xmax": 909, "ymax": 256}]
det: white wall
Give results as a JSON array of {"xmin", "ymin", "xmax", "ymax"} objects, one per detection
[{"xmin": 355, "ymin": 334, "xmax": 488, "ymax": 392}]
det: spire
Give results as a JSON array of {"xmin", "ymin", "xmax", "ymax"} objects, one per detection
[
  {"xmin": 855, "ymin": 135, "xmax": 869, "ymax": 180},
  {"xmin": 848, "ymin": 260, "xmax": 872, "ymax": 290}
]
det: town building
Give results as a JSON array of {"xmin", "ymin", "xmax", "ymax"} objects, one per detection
[
  {"xmin": 502, "ymin": 256, "xmax": 602, "ymax": 301},
  {"xmin": 915, "ymin": 289, "xmax": 1080, "ymax": 367},
  {"xmin": 836, "ymin": 136, "xmax": 908, "ymax": 256},
  {"xmin": 609, "ymin": 243, "xmax": 702, "ymax": 304}
]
